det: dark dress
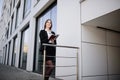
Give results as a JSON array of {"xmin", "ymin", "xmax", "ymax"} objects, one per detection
[{"xmin": 39, "ymin": 30, "xmax": 56, "ymax": 61}]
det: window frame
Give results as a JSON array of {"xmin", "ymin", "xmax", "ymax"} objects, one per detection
[
  {"xmin": 11, "ymin": 35, "xmax": 18, "ymax": 66},
  {"xmin": 19, "ymin": 25, "xmax": 29, "ymax": 69},
  {"xmin": 15, "ymin": 1, "xmax": 21, "ymax": 29},
  {"xmin": 23, "ymin": 0, "xmax": 31, "ymax": 18},
  {"xmin": 33, "ymin": 2, "xmax": 57, "ymax": 73}
]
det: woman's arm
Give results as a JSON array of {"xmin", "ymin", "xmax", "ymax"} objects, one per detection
[
  {"xmin": 39, "ymin": 30, "xmax": 49, "ymax": 43},
  {"xmin": 51, "ymin": 31, "xmax": 57, "ymax": 44}
]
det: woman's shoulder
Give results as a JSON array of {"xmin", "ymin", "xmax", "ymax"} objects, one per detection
[
  {"xmin": 40, "ymin": 30, "xmax": 45, "ymax": 32},
  {"xmin": 51, "ymin": 31, "xmax": 55, "ymax": 34},
  {"xmin": 39, "ymin": 30, "xmax": 46, "ymax": 35},
  {"xmin": 40, "ymin": 30, "xmax": 46, "ymax": 33}
]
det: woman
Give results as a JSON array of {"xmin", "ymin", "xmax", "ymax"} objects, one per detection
[{"xmin": 39, "ymin": 19, "xmax": 56, "ymax": 80}]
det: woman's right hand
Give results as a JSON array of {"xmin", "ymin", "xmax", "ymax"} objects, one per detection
[{"xmin": 49, "ymin": 38, "xmax": 55, "ymax": 43}]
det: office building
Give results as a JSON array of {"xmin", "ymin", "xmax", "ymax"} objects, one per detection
[{"xmin": 0, "ymin": 0, "xmax": 120, "ymax": 80}]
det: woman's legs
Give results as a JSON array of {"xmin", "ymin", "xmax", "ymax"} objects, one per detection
[{"xmin": 45, "ymin": 60, "xmax": 54, "ymax": 80}]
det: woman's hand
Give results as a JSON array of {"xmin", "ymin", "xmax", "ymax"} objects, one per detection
[
  {"xmin": 51, "ymin": 38, "xmax": 55, "ymax": 43},
  {"xmin": 49, "ymin": 38, "xmax": 55, "ymax": 43}
]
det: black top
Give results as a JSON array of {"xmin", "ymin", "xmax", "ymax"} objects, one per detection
[{"xmin": 39, "ymin": 30, "xmax": 56, "ymax": 61}]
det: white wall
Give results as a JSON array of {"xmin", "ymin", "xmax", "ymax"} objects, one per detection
[
  {"xmin": 81, "ymin": 0, "xmax": 120, "ymax": 23},
  {"xmin": 56, "ymin": 0, "xmax": 81, "ymax": 80},
  {"xmin": 107, "ymin": 31, "xmax": 120, "ymax": 80},
  {"xmin": 82, "ymin": 25, "xmax": 120, "ymax": 80},
  {"xmin": 26, "ymin": 17, "xmax": 35, "ymax": 71}
]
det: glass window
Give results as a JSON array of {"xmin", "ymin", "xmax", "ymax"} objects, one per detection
[
  {"xmin": 2, "ymin": 47, "xmax": 5, "ymax": 64},
  {"xmin": 15, "ymin": 2, "xmax": 21, "ymax": 28},
  {"xmin": 37, "ymin": 0, "xmax": 40, "ymax": 2},
  {"xmin": 7, "ymin": 29, "xmax": 9, "ymax": 39},
  {"xmin": 8, "ymin": 22, "xmax": 10, "ymax": 38},
  {"xmin": 10, "ymin": 14, "xmax": 14, "ymax": 35},
  {"xmin": 11, "ymin": 36, "xmax": 18, "ymax": 66},
  {"xmin": 15, "ymin": 0, "xmax": 18, "ymax": 5},
  {"xmin": 13, "ymin": 0, "xmax": 15, "ymax": 8},
  {"xmin": 3, "ymin": 45, "xmax": 7, "ymax": 64},
  {"xmin": 24, "ymin": 0, "xmax": 31, "ymax": 18},
  {"xmin": 19, "ymin": 27, "xmax": 29, "ymax": 69},
  {"xmin": 34, "ymin": 3, "xmax": 57, "ymax": 75},
  {"xmin": 7, "ymin": 41, "xmax": 11, "ymax": 65},
  {"xmin": 6, "ymin": 27, "xmax": 9, "ymax": 39}
]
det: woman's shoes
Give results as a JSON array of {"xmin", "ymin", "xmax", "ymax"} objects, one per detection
[{"xmin": 45, "ymin": 77, "xmax": 49, "ymax": 80}]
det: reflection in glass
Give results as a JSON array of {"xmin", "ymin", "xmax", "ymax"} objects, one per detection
[
  {"xmin": 20, "ymin": 28, "xmax": 29, "ymax": 69},
  {"xmin": 11, "ymin": 37, "xmax": 17, "ymax": 66},
  {"xmin": 7, "ymin": 41, "xmax": 11, "ymax": 65}
]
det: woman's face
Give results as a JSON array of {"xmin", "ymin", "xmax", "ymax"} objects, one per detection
[{"xmin": 46, "ymin": 20, "xmax": 52, "ymax": 29}]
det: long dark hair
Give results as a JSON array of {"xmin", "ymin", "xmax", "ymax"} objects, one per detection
[{"xmin": 44, "ymin": 19, "xmax": 52, "ymax": 30}]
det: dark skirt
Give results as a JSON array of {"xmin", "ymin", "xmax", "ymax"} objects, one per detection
[{"xmin": 41, "ymin": 46, "xmax": 56, "ymax": 61}]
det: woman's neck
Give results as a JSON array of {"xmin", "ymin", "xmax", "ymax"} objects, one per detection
[{"xmin": 45, "ymin": 28, "xmax": 51, "ymax": 31}]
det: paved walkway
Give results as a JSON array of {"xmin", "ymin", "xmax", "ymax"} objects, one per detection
[{"xmin": 0, "ymin": 64, "xmax": 60, "ymax": 80}]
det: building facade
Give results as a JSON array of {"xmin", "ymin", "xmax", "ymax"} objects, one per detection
[{"xmin": 0, "ymin": 0, "xmax": 120, "ymax": 80}]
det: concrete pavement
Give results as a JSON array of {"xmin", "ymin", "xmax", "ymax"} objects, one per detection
[{"xmin": 0, "ymin": 64, "xmax": 61, "ymax": 80}]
